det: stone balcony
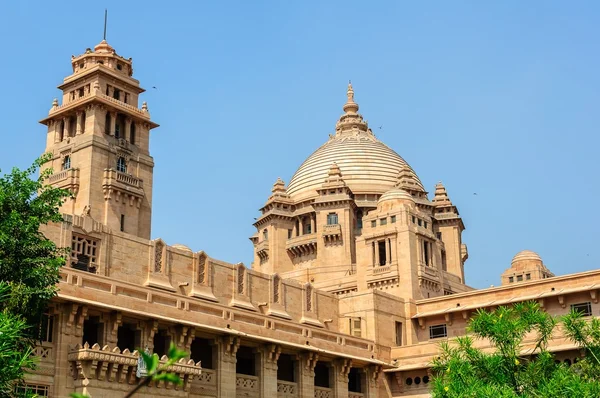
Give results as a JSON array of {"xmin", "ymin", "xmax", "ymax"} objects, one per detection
[
  {"xmin": 236, "ymin": 374, "xmax": 259, "ymax": 397},
  {"xmin": 49, "ymin": 167, "xmax": 79, "ymax": 194},
  {"xmin": 256, "ymin": 240, "xmax": 269, "ymax": 261},
  {"xmin": 315, "ymin": 386, "xmax": 333, "ymax": 398},
  {"xmin": 102, "ymin": 168, "xmax": 144, "ymax": 204},
  {"xmin": 418, "ymin": 265, "xmax": 441, "ymax": 292},
  {"xmin": 31, "ymin": 344, "xmax": 55, "ymax": 377},
  {"xmin": 67, "ymin": 343, "xmax": 201, "ymax": 391},
  {"xmin": 286, "ymin": 233, "xmax": 317, "ymax": 257},
  {"xmin": 322, "ymin": 224, "xmax": 342, "ymax": 243},
  {"xmin": 46, "ymin": 91, "xmax": 150, "ymax": 120}
]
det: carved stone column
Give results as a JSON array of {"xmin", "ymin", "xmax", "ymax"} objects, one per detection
[
  {"xmin": 333, "ymin": 358, "xmax": 352, "ymax": 398},
  {"xmin": 297, "ymin": 352, "xmax": 318, "ymax": 398},
  {"xmin": 310, "ymin": 215, "xmax": 315, "ymax": 234},
  {"xmin": 125, "ymin": 117, "xmax": 132, "ymax": 142},
  {"xmin": 374, "ymin": 241, "xmax": 380, "ymax": 266},
  {"xmin": 217, "ymin": 336, "xmax": 239, "ymax": 398},
  {"xmin": 76, "ymin": 110, "xmax": 84, "ymax": 135},
  {"xmin": 261, "ymin": 344, "xmax": 281, "ymax": 397},
  {"xmin": 62, "ymin": 117, "xmax": 69, "ymax": 140},
  {"xmin": 299, "ymin": 217, "xmax": 305, "ymax": 236},
  {"xmin": 110, "ymin": 112, "xmax": 117, "ymax": 137},
  {"xmin": 366, "ymin": 365, "xmax": 383, "ymax": 398},
  {"xmin": 386, "ymin": 239, "xmax": 391, "ymax": 265}
]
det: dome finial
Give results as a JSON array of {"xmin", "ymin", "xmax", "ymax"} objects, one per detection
[{"xmin": 343, "ymin": 81, "xmax": 359, "ymax": 114}]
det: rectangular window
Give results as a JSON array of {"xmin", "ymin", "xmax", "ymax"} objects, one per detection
[
  {"xmin": 380, "ymin": 218, "xmax": 387, "ymax": 226},
  {"xmin": 391, "ymin": 215, "xmax": 396, "ymax": 223},
  {"xmin": 516, "ymin": 275, "xmax": 523, "ymax": 282},
  {"xmin": 378, "ymin": 241, "xmax": 387, "ymax": 266},
  {"xmin": 395, "ymin": 321, "xmax": 403, "ymax": 346},
  {"xmin": 288, "ymin": 229, "xmax": 292, "ymax": 239},
  {"xmin": 429, "ymin": 324, "xmax": 447, "ymax": 339},
  {"xmin": 509, "ymin": 276, "xmax": 514, "ymax": 283},
  {"xmin": 371, "ymin": 220, "xmax": 376, "ymax": 228},
  {"xmin": 327, "ymin": 213, "xmax": 338, "ymax": 225},
  {"xmin": 423, "ymin": 240, "xmax": 430, "ymax": 266},
  {"xmin": 411, "ymin": 216, "xmax": 416, "ymax": 224},
  {"xmin": 15, "ymin": 384, "xmax": 49, "ymax": 397},
  {"xmin": 441, "ymin": 250, "xmax": 447, "ymax": 272},
  {"xmin": 120, "ymin": 214, "xmax": 125, "ymax": 232},
  {"xmin": 526, "ymin": 273, "xmax": 531, "ymax": 280},
  {"xmin": 424, "ymin": 221, "xmax": 428, "ymax": 229},
  {"xmin": 571, "ymin": 302, "xmax": 592, "ymax": 317},
  {"xmin": 436, "ymin": 232, "xmax": 442, "ymax": 240},
  {"xmin": 349, "ymin": 318, "xmax": 362, "ymax": 337},
  {"xmin": 418, "ymin": 219, "xmax": 422, "ymax": 226},
  {"xmin": 39, "ymin": 313, "xmax": 54, "ymax": 343}
]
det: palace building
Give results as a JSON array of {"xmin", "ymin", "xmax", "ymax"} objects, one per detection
[{"xmin": 25, "ymin": 39, "xmax": 600, "ymax": 398}]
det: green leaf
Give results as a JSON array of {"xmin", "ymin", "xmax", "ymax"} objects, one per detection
[
  {"xmin": 70, "ymin": 394, "xmax": 89, "ymax": 398},
  {"xmin": 153, "ymin": 372, "xmax": 182, "ymax": 385}
]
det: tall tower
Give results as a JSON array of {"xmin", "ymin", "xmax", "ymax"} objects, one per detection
[{"xmin": 39, "ymin": 39, "xmax": 159, "ymax": 239}]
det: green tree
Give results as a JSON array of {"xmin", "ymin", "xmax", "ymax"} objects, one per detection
[
  {"xmin": 431, "ymin": 301, "xmax": 600, "ymax": 397},
  {"xmin": 0, "ymin": 156, "xmax": 70, "ymax": 395},
  {"xmin": 0, "ymin": 155, "xmax": 69, "ymax": 329}
]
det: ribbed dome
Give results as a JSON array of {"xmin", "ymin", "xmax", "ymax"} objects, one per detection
[
  {"xmin": 287, "ymin": 84, "xmax": 424, "ymax": 202},
  {"xmin": 511, "ymin": 250, "xmax": 542, "ymax": 265},
  {"xmin": 378, "ymin": 188, "xmax": 415, "ymax": 204}
]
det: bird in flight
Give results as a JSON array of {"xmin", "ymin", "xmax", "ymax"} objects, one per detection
[
  {"xmin": 152, "ymin": 86, "xmax": 157, "ymax": 89},
  {"xmin": 379, "ymin": 125, "xmax": 383, "ymax": 130},
  {"xmin": 473, "ymin": 193, "xmax": 478, "ymax": 196}
]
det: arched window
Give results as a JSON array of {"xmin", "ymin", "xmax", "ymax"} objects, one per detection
[
  {"xmin": 116, "ymin": 157, "xmax": 127, "ymax": 173},
  {"xmin": 327, "ymin": 213, "xmax": 338, "ymax": 225},
  {"xmin": 62, "ymin": 155, "xmax": 71, "ymax": 170}
]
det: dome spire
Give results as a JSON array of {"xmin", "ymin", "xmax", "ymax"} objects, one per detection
[{"xmin": 343, "ymin": 81, "xmax": 359, "ymax": 114}]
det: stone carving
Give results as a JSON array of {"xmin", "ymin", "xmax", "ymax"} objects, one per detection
[
  {"xmin": 198, "ymin": 252, "xmax": 207, "ymax": 284},
  {"xmin": 154, "ymin": 241, "xmax": 164, "ymax": 273},
  {"xmin": 237, "ymin": 264, "xmax": 245, "ymax": 295},
  {"xmin": 82, "ymin": 204, "xmax": 91, "ymax": 216},
  {"xmin": 273, "ymin": 274, "xmax": 281, "ymax": 303},
  {"xmin": 306, "ymin": 283, "xmax": 313, "ymax": 312}
]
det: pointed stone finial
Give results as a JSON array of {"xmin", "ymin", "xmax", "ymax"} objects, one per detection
[
  {"xmin": 52, "ymin": 98, "xmax": 58, "ymax": 108},
  {"xmin": 271, "ymin": 177, "xmax": 286, "ymax": 193},
  {"xmin": 432, "ymin": 181, "xmax": 452, "ymax": 205},
  {"xmin": 343, "ymin": 82, "xmax": 359, "ymax": 114},
  {"xmin": 328, "ymin": 162, "xmax": 342, "ymax": 177},
  {"xmin": 142, "ymin": 101, "xmax": 148, "ymax": 112}
]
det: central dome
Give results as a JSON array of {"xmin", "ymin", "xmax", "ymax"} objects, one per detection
[{"xmin": 287, "ymin": 84, "xmax": 424, "ymax": 202}]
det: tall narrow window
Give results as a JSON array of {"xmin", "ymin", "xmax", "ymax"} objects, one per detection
[
  {"xmin": 378, "ymin": 241, "xmax": 386, "ymax": 266},
  {"xmin": 130, "ymin": 122, "xmax": 136, "ymax": 145},
  {"xmin": 441, "ymin": 250, "xmax": 447, "ymax": 271},
  {"xmin": 327, "ymin": 213, "xmax": 338, "ymax": 225},
  {"xmin": 395, "ymin": 321, "xmax": 403, "ymax": 346},
  {"xmin": 356, "ymin": 210, "xmax": 363, "ymax": 229},
  {"xmin": 287, "ymin": 229, "xmax": 292, "ymax": 239},
  {"xmin": 124, "ymin": 92, "xmax": 129, "ymax": 104},
  {"xmin": 113, "ymin": 88, "xmax": 121, "ymax": 100},
  {"xmin": 263, "ymin": 229, "xmax": 268, "ymax": 241},
  {"xmin": 69, "ymin": 116, "xmax": 76, "ymax": 137},
  {"xmin": 81, "ymin": 112, "xmax": 86, "ymax": 134},
  {"xmin": 388, "ymin": 238, "xmax": 392, "ymax": 263},
  {"xmin": 58, "ymin": 120, "xmax": 64, "ymax": 141},
  {"xmin": 349, "ymin": 318, "xmax": 362, "ymax": 337},
  {"xmin": 304, "ymin": 218, "xmax": 312, "ymax": 234},
  {"xmin": 120, "ymin": 214, "xmax": 125, "ymax": 232},
  {"xmin": 62, "ymin": 155, "xmax": 71, "ymax": 170},
  {"xmin": 423, "ymin": 240, "xmax": 430, "ymax": 266},
  {"xmin": 116, "ymin": 157, "xmax": 127, "ymax": 173},
  {"xmin": 105, "ymin": 113, "xmax": 111, "ymax": 135}
]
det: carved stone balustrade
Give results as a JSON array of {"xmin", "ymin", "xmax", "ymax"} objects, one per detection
[
  {"xmin": 68, "ymin": 343, "xmax": 201, "ymax": 391},
  {"xmin": 322, "ymin": 224, "xmax": 342, "ymax": 243},
  {"xmin": 190, "ymin": 369, "xmax": 217, "ymax": 396},
  {"xmin": 102, "ymin": 168, "xmax": 144, "ymax": 206},
  {"xmin": 286, "ymin": 233, "xmax": 317, "ymax": 257},
  {"xmin": 348, "ymin": 393, "xmax": 365, "ymax": 398},
  {"xmin": 314, "ymin": 387, "xmax": 333, "ymax": 398},
  {"xmin": 277, "ymin": 380, "xmax": 297, "ymax": 397},
  {"xmin": 236, "ymin": 374, "xmax": 259, "ymax": 397},
  {"xmin": 31, "ymin": 344, "xmax": 55, "ymax": 376},
  {"xmin": 49, "ymin": 168, "xmax": 79, "ymax": 195}
]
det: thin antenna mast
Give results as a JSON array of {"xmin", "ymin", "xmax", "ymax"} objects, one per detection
[{"xmin": 103, "ymin": 9, "xmax": 107, "ymax": 40}]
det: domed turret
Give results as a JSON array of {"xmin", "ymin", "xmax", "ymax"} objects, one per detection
[{"xmin": 501, "ymin": 250, "xmax": 554, "ymax": 285}]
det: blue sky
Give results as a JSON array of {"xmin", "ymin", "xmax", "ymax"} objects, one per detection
[{"xmin": 1, "ymin": 1, "xmax": 599, "ymax": 288}]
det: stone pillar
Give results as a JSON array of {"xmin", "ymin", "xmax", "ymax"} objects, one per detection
[
  {"xmin": 76, "ymin": 111, "xmax": 83, "ymax": 135},
  {"xmin": 125, "ymin": 117, "xmax": 132, "ymax": 142},
  {"xmin": 52, "ymin": 120, "xmax": 61, "ymax": 144},
  {"xmin": 62, "ymin": 117, "xmax": 69, "ymax": 140},
  {"xmin": 374, "ymin": 241, "xmax": 380, "ymax": 266},
  {"xmin": 260, "ymin": 344, "xmax": 280, "ymax": 397},
  {"xmin": 366, "ymin": 365, "xmax": 383, "ymax": 398},
  {"xmin": 386, "ymin": 239, "xmax": 391, "ymax": 265},
  {"xmin": 217, "ymin": 336, "xmax": 239, "ymax": 398},
  {"xmin": 297, "ymin": 352, "xmax": 318, "ymax": 398},
  {"xmin": 310, "ymin": 215, "xmax": 315, "ymax": 234},
  {"xmin": 292, "ymin": 223, "xmax": 297, "ymax": 237},
  {"xmin": 299, "ymin": 217, "xmax": 304, "ymax": 236},
  {"xmin": 110, "ymin": 112, "xmax": 117, "ymax": 137},
  {"xmin": 333, "ymin": 358, "xmax": 351, "ymax": 398}
]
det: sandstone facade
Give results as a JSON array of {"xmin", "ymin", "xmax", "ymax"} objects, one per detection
[{"xmin": 22, "ymin": 39, "xmax": 600, "ymax": 398}]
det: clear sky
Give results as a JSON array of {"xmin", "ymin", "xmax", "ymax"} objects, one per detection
[{"xmin": 1, "ymin": 1, "xmax": 599, "ymax": 289}]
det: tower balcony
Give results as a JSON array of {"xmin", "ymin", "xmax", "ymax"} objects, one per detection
[
  {"xmin": 102, "ymin": 168, "xmax": 144, "ymax": 205},
  {"xmin": 322, "ymin": 224, "xmax": 342, "ymax": 243},
  {"xmin": 286, "ymin": 233, "xmax": 317, "ymax": 257},
  {"xmin": 49, "ymin": 167, "xmax": 79, "ymax": 195},
  {"xmin": 256, "ymin": 240, "xmax": 269, "ymax": 261}
]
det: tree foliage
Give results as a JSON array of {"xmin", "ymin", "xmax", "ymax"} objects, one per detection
[
  {"xmin": 431, "ymin": 301, "xmax": 600, "ymax": 397},
  {"xmin": 0, "ymin": 155, "xmax": 69, "ymax": 328},
  {"xmin": 0, "ymin": 156, "xmax": 69, "ymax": 396}
]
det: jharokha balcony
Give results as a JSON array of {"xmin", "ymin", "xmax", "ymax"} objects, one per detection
[
  {"xmin": 286, "ymin": 233, "xmax": 317, "ymax": 257},
  {"xmin": 321, "ymin": 224, "xmax": 342, "ymax": 243},
  {"xmin": 67, "ymin": 343, "xmax": 201, "ymax": 391},
  {"xmin": 102, "ymin": 168, "xmax": 144, "ymax": 205},
  {"xmin": 49, "ymin": 167, "xmax": 80, "ymax": 195}
]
